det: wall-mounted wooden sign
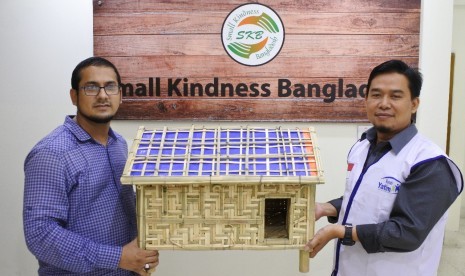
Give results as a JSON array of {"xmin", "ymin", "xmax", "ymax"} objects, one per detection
[{"xmin": 93, "ymin": 0, "xmax": 420, "ymax": 122}]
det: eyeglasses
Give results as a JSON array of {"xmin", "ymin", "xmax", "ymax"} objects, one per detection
[{"xmin": 79, "ymin": 84, "xmax": 120, "ymax": 96}]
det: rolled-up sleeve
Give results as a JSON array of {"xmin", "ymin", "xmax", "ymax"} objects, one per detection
[
  {"xmin": 327, "ymin": 197, "xmax": 343, "ymax": 224},
  {"xmin": 357, "ymin": 157, "xmax": 460, "ymax": 253}
]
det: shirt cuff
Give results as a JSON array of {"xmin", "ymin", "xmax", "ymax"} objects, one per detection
[
  {"xmin": 96, "ymin": 244, "xmax": 123, "ymax": 270},
  {"xmin": 327, "ymin": 197, "xmax": 342, "ymax": 224}
]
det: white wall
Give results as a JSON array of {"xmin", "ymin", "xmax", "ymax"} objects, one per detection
[
  {"xmin": 0, "ymin": 0, "xmax": 459, "ymax": 275},
  {"xmin": 418, "ymin": 0, "xmax": 465, "ymax": 231},
  {"xmin": 452, "ymin": 0, "xmax": 465, "ymax": 216},
  {"xmin": 0, "ymin": 1, "xmax": 93, "ymax": 275}
]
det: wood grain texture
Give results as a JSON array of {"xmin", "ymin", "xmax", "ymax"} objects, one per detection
[
  {"xmin": 94, "ymin": 12, "xmax": 419, "ymax": 35},
  {"xmin": 93, "ymin": 0, "xmax": 420, "ymax": 13},
  {"xmin": 93, "ymin": 0, "xmax": 420, "ymax": 121},
  {"xmin": 116, "ymin": 98, "xmax": 366, "ymax": 121},
  {"xmin": 94, "ymin": 34, "xmax": 419, "ymax": 57},
  {"xmin": 108, "ymin": 56, "xmax": 418, "ymax": 78}
]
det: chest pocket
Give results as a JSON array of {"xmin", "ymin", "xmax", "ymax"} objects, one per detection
[{"xmin": 349, "ymin": 166, "xmax": 402, "ymax": 224}]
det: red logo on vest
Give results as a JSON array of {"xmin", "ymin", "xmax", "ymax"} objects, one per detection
[{"xmin": 347, "ymin": 163, "xmax": 354, "ymax": 171}]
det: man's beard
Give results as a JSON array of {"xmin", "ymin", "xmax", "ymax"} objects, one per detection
[
  {"xmin": 77, "ymin": 109, "xmax": 114, "ymax": 124},
  {"xmin": 375, "ymin": 125, "xmax": 391, "ymax": 133}
]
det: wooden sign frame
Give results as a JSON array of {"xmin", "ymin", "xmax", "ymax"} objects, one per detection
[{"xmin": 93, "ymin": 0, "xmax": 420, "ymax": 122}]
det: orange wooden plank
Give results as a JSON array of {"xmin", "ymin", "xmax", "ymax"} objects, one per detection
[
  {"xmin": 114, "ymin": 98, "xmax": 367, "ymax": 121},
  {"xmin": 94, "ymin": 12, "xmax": 419, "ymax": 35},
  {"xmin": 94, "ymin": 34, "xmax": 419, "ymax": 57},
  {"xmin": 105, "ymin": 56, "xmax": 418, "ymax": 78},
  {"xmin": 93, "ymin": 0, "xmax": 420, "ymax": 13}
]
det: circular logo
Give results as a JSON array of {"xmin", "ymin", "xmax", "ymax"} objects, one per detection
[{"xmin": 221, "ymin": 3, "xmax": 285, "ymax": 66}]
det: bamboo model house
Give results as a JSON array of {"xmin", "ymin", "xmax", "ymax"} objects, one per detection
[{"xmin": 121, "ymin": 126, "xmax": 325, "ymax": 272}]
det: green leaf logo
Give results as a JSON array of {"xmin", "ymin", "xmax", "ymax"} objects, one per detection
[{"xmin": 221, "ymin": 4, "xmax": 285, "ymax": 66}]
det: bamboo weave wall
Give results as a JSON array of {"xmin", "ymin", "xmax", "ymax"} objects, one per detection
[
  {"xmin": 138, "ymin": 183, "xmax": 312, "ymax": 249},
  {"xmin": 93, "ymin": 0, "xmax": 420, "ymax": 121}
]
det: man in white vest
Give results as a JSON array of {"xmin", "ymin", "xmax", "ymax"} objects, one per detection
[{"xmin": 305, "ymin": 60, "xmax": 463, "ymax": 276}]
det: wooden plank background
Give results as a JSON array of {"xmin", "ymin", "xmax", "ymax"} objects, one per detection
[{"xmin": 93, "ymin": 0, "xmax": 420, "ymax": 122}]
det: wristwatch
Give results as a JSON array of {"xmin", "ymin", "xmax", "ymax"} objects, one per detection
[{"xmin": 340, "ymin": 224, "xmax": 355, "ymax": 246}]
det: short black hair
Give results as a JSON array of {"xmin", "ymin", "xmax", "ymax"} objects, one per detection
[
  {"xmin": 71, "ymin": 57, "xmax": 121, "ymax": 90},
  {"xmin": 366, "ymin": 60, "xmax": 422, "ymax": 98}
]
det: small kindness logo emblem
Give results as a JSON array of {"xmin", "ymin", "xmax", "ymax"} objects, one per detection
[{"xmin": 221, "ymin": 3, "xmax": 285, "ymax": 66}]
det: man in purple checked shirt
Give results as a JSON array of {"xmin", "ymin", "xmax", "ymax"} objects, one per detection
[{"xmin": 23, "ymin": 57, "xmax": 159, "ymax": 275}]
